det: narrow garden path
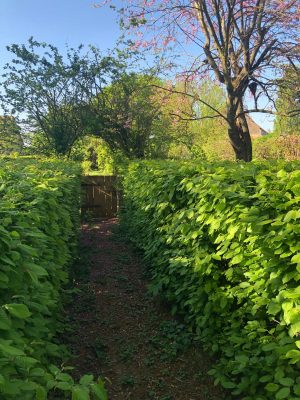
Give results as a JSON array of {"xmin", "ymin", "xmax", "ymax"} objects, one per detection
[{"xmin": 67, "ymin": 219, "xmax": 226, "ymax": 400}]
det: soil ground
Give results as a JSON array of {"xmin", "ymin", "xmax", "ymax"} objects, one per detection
[{"xmin": 66, "ymin": 219, "xmax": 228, "ymax": 400}]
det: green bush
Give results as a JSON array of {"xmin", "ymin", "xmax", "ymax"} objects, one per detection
[
  {"xmin": 254, "ymin": 134, "xmax": 300, "ymax": 161},
  {"xmin": 122, "ymin": 160, "xmax": 300, "ymax": 400},
  {"xmin": 0, "ymin": 157, "xmax": 107, "ymax": 399}
]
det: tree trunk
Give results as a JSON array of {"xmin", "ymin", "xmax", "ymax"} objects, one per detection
[
  {"xmin": 227, "ymin": 121, "xmax": 252, "ymax": 161},
  {"xmin": 227, "ymin": 97, "xmax": 252, "ymax": 162}
]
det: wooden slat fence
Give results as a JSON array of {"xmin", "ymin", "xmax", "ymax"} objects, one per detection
[{"xmin": 81, "ymin": 175, "xmax": 122, "ymax": 218}]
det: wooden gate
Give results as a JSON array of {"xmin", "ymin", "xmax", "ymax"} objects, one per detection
[{"xmin": 81, "ymin": 176, "xmax": 122, "ymax": 218}]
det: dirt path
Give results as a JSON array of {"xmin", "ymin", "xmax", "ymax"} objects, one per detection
[{"xmin": 67, "ymin": 219, "xmax": 227, "ymax": 400}]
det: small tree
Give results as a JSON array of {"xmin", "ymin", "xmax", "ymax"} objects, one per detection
[
  {"xmin": 110, "ymin": 0, "xmax": 300, "ymax": 161},
  {"xmin": 161, "ymin": 79, "xmax": 232, "ymax": 160},
  {"xmin": 1, "ymin": 38, "xmax": 122, "ymax": 156},
  {"xmin": 274, "ymin": 66, "xmax": 300, "ymax": 135},
  {"xmin": 88, "ymin": 73, "xmax": 174, "ymax": 158},
  {"xmin": 0, "ymin": 116, "xmax": 23, "ymax": 154}
]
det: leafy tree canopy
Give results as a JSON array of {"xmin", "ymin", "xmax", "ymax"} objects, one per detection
[
  {"xmin": 1, "ymin": 38, "xmax": 125, "ymax": 156},
  {"xmin": 87, "ymin": 73, "xmax": 175, "ymax": 159},
  {"xmin": 105, "ymin": 0, "xmax": 300, "ymax": 161}
]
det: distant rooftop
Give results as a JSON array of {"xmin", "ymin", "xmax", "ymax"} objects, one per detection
[{"xmin": 246, "ymin": 115, "xmax": 268, "ymax": 139}]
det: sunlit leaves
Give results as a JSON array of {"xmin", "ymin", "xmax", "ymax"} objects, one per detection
[
  {"xmin": 4, "ymin": 303, "xmax": 31, "ymax": 319},
  {"xmin": 122, "ymin": 159, "xmax": 300, "ymax": 400},
  {"xmin": 0, "ymin": 157, "xmax": 91, "ymax": 398}
]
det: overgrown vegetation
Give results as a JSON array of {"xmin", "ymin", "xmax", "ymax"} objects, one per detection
[
  {"xmin": 0, "ymin": 157, "xmax": 107, "ymax": 399},
  {"xmin": 254, "ymin": 134, "xmax": 300, "ymax": 161},
  {"xmin": 119, "ymin": 0, "xmax": 299, "ymax": 161},
  {"xmin": 0, "ymin": 1, "xmax": 299, "ymax": 398},
  {"xmin": 1, "ymin": 37, "xmax": 299, "ymax": 164},
  {"xmin": 122, "ymin": 160, "xmax": 300, "ymax": 400},
  {"xmin": 0, "ymin": 116, "xmax": 23, "ymax": 154}
]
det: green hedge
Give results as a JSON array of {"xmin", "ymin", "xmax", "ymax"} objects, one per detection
[
  {"xmin": 0, "ymin": 158, "xmax": 107, "ymax": 399},
  {"xmin": 122, "ymin": 160, "xmax": 300, "ymax": 400}
]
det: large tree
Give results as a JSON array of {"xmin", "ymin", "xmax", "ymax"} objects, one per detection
[
  {"xmin": 1, "ymin": 38, "xmax": 123, "ymax": 156},
  {"xmin": 109, "ymin": 0, "xmax": 300, "ymax": 161}
]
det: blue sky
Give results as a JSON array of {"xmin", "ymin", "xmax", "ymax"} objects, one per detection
[
  {"xmin": 0, "ymin": 0, "xmax": 274, "ymax": 130},
  {"xmin": 0, "ymin": 0, "xmax": 121, "ymax": 66}
]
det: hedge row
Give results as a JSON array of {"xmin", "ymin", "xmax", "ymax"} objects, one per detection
[
  {"xmin": 122, "ymin": 160, "xmax": 300, "ymax": 400},
  {"xmin": 0, "ymin": 158, "xmax": 107, "ymax": 399}
]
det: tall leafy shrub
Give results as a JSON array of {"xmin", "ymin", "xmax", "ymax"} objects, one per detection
[
  {"xmin": 0, "ymin": 158, "xmax": 106, "ymax": 399},
  {"xmin": 122, "ymin": 160, "xmax": 300, "ymax": 400}
]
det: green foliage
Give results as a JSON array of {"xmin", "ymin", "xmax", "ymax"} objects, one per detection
[
  {"xmin": 1, "ymin": 38, "xmax": 123, "ymax": 156},
  {"xmin": 0, "ymin": 157, "xmax": 107, "ymax": 399},
  {"xmin": 274, "ymin": 67, "xmax": 300, "ymax": 136},
  {"xmin": 0, "ymin": 116, "xmax": 23, "ymax": 154},
  {"xmin": 88, "ymin": 73, "xmax": 174, "ymax": 159},
  {"xmin": 95, "ymin": 140, "xmax": 115, "ymax": 174},
  {"xmin": 122, "ymin": 160, "xmax": 300, "ymax": 400},
  {"xmin": 158, "ymin": 79, "xmax": 233, "ymax": 161},
  {"xmin": 69, "ymin": 135, "xmax": 128, "ymax": 175},
  {"xmin": 254, "ymin": 134, "xmax": 300, "ymax": 160},
  {"xmin": 149, "ymin": 321, "xmax": 193, "ymax": 361},
  {"xmin": 192, "ymin": 80, "xmax": 233, "ymax": 161},
  {"xmin": 23, "ymin": 130, "xmax": 59, "ymax": 157},
  {"xmin": 78, "ymin": 137, "xmax": 116, "ymax": 175}
]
